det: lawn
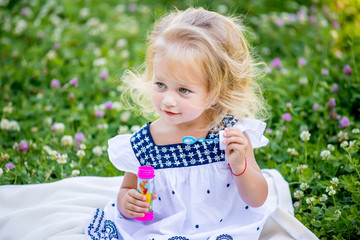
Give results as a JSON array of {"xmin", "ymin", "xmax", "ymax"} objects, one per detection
[{"xmin": 0, "ymin": 0, "xmax": 359, "ymax": 239}]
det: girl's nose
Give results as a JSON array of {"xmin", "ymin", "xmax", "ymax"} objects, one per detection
[{"xmin": 162, "ymin": 92, "xmax": 176, "ymax": 107}]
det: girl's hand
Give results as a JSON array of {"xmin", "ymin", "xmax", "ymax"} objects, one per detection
[
  {"xmin": 223, "ymin": 127, "xmax": 249, "ymax": 175},
  {"xmin": 120, "ymin": 189, "xmax": 157, "ymax": 218}
]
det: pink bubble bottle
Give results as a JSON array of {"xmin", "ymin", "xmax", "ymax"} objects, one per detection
[{"xmin": 135, "ymin": 166, "xmax": 155, "ymax": 221}]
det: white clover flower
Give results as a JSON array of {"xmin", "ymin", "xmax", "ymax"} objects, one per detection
[
  {"xmin": 87, "ymin": 17, "xmax": 100, "ymax": 27},
  {"xmin": 76, "ymin": 150, "xmax": 85, "ymax": 159},
  {"xmin": 80, "ymin": 8, "xmax": 90, "ymax": 18},
  {"xmin": 352, "ymin": 128, "xmax": 360, "ymax": 134},
  {"xmin": 300, "ymin": 183, "xmax": 310, "ymax": 191},
  {"xmin": 0, "ymin": 152, "xmax": 9, "ymax": 161},
  {"xmin": 45, "ymin": 117, "xmax": 53, "ymax": 126},
  {"xmin": 337, "ymin": 131, "xmax": 348, "ymax": 142},
  {"xmin": 93, "ymin": 48, "xmax": 101, "ymax": 57},
  {"xmin": 37, "ymin": 92, "xmax": 44, "ymax": 99},
  {"xmin": 326, "ymin": 185, "xmax": 333, "ymax": 192},
  {"xmin": 57, "ymin": 154, "xmax": 68, "ymax": 164},
  {"xmin": 320, "ymin": 150, "xmax": 331, "ymax": 160},
  {"xmin": 115, "ymin": 4, "xmax": 126, "ymax": 13},
  {"xmin": 0, "ymin": 118, "xmax": 10, "ymax": 130},
  {"xmin": 112, "ymin": 102, "xmax": 122, "ymax": 111},
  {"xmin": 9, "ymin": 121, "xmax": 20, "ymax": 131},
  {"xmin": 287, "ymin": 148, "xmax": 299, "ymax": 156},
  {"xmin": 349, "ymin": 140, "xmax": 357, "ymax": 150},
  {"xmin": 0, "ymin": 0, "xmax": 9, "ymax": 7},
  {"xmin": 52, "ymin": 123, "xmax": 65, "ymax": 133},
  {"xmin": 70, "ymin": 161, "xmax": 77, "ymax": 168},
  {"xmin": 326, "ymin": 185, "xmax": 336, "ymax": 196},
  {"xmin": 14, "ymin": 19, "xmax": 27, "ymax": 35},
  {"xmin": 130, "ymin": 125, "xmax": 140, "ymax": 133},
  {"xmin": 72, "ymin": 170, "xmax": 80, "ymax": 176},
  {"xmin": 79, "ymin": 143, "xmax": 86, "ymax": 150},
  {"xmin": 296, "ymin": 164, "xmax": 308, "ymax": 173},
  {"xmin": 3, "ymin": 102, "xmax": 13, "ymax": 114},
  {"xmin": 330, "ymin": 177, "xmax": 339, "ymax": 186},
  {"xmin": 328, "ymin": 189, "xmax": 336, "ymax": 196},
  {"xmin": 49, "ymin": 151, "xmax": 59, "ymax": 160},
  {"xmin": 327, "ymin": 144, "xmax": 335, "ymax": 151},
  {"xmin": 93, "ymin": 57, "xmax": 107, "ymax": 67},
  {"xmin": 118, "ymin": 126, "xmax": 129, "ymax": 135},
  {"xmin": 94, "ymin": 104, "xmax": 105, "ymax": 112},
  {"xmin": 335, "ymin": 210, "xmax": 341, "ymax": 217},
  {"xmin": 319, "ymin": 194, "xmax": 328, "ymax": 202},
  {"xmin": 294, "ymin": 190, "xmax": 304, "ymax": 199},
  {"xmin": 116, "ymin": 39, "xmax": 128, "ymax": 48},
  {"xmin": 306, "ymin": 197, "xmax": 315, "ymax": 204},
  {"xmin": 300, "ymin": 130, "xmax": 311, "ymax": 142},
  {"xmin": 340, "ymin": 141, "xmax": 349, "ymax": 149},
  {"xmin": 92, "ymin": 146, "xmax": 103, "ymax": 156},
  {"xmin": 27, "ymin": 140, "xmax": 36, "ymax": 150},
  {"xmin": 120, "ymin": 111, "xmax": 131, "ymax": 122},
  {"xmin": 98, "ymin": 23, "xmax": 108, "ymax": 33},
  {"xmin": 46, "ymin": 49, "xmax": 57, "ymax": 61},
  {"xmin": 120, "ymin": 50, "xmax": 129, "ymax": 59},
  {"xmin": 43, "ymin": 145, "xmax": 53, "ymax": 155},
  {"xmin": 61, "ymin": 135, "xmax": 73, "ymax": 147},
  {"xmin": 299, "ymin": 76, "xmax": 308, "ymax": 85},
  {"xmin": 217, "ymin": 5, "xmax": 228, "ymax": 14},
  {"xmin": 320, "ymin": 19, "xmax": 329, "ymax": 27},
  {"xmin": 77, "ymin": 103, "xmax": 84, "ymax": 110}
]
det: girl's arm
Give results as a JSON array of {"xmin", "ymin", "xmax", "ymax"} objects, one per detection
[
  {"xmin": 223, "ymin": 127, "xmax": 268, "ymax": 207},
  {"xmin": 117, "ymin": 172, "xmax": 149, "ymax": 219}
]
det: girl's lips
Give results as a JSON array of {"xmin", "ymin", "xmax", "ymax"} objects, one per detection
[{"xmin": 164, "ymin": 110, "xmax": 179, "ymax": 116}]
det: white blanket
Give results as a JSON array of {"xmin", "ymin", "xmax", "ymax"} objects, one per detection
[{"xmin": 0, "ymin": 170, "xmax": 318, "ymax": 240}]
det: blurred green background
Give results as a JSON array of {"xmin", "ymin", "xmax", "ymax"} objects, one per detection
[{"xmin": 1, "ymin": 0, "xmax": 360, "ymax": 238}]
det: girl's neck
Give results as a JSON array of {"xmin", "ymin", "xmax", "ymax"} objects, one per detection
[{"xmin": 149, "ymin": 117, "xmax": 210, "ymax": 146}]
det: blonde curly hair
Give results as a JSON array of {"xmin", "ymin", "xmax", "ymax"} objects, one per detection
[{"xmin": 122, "ymin": 7, "xmax": 268, "ymax": 130}]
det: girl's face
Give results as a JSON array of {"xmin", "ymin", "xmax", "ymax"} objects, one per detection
[{"xmin": 151, "ymin": 55, "xmax": 210, "ymax": 128}]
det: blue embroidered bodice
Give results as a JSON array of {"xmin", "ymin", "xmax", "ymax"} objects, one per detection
[{"xmin": 130, "ymin": 114, "xmax": 238, "ymax": 169}]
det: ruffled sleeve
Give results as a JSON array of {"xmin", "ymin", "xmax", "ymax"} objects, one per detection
[
  {"xmin": 107, "ymin": 134, "xmax": 140, "ymax": 174},
  {"xmin": 234, "ymin": 118, "xmax": 269, "ymax": 149}
]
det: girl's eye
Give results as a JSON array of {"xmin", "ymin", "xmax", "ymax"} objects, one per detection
[
  {"xmin": 156, "ymin": 82, "xmax": 166, "ymax": 89},
  {"xmin": 179, "ymin": 88, "xmax": 190, "ymax": 94}
]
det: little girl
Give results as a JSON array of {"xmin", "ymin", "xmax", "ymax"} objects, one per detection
[{"xmin": 86, "ymin": 7, "xmax": 272, "ymax": 239}]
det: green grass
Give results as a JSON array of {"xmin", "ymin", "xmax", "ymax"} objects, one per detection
[{"xmin": 1, "ymin": 0, "xmax": 359, "ymax": 239}]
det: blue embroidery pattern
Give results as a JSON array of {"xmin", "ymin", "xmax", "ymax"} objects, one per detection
[
  {"xmin": 216, "ymin": 234, "xmax": 233, "ymax": 240},
  {"xmin": 87, "ymin": 208, "xmax": 119, "ymax": 240},
  {"xmin": 130, "ymin": 114, "xmax": 238, "ymax": 169},
  {"xmin": 168, "ymin": 237, "xmax": 190, "ymax": 240}
]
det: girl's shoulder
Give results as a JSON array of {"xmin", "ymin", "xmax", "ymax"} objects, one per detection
[{"xmin": 108, "ymin": 134, "xmax": 140, "ymax": 174}]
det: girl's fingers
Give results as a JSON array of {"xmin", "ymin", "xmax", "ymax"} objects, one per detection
[
  {"xmin": 128, "ymin": 189, "xmax": 146, "ymax": 201},
  {"xmin": 124, "ymin": 199, "xmax": 149, "ymax": 218},
  {"xmin": 124, "ymin": 189, "xmax": 150, "ymax": 218},
  {"xmin": 152, "ymin": 192, "xmax": 158, "ymax": 200},
  {"xmin": 223, "ymin": 128, "xmax": 248, "ymax": 145},
  {"xmin": 224, "ymin": 127, "xmax": 243, "ymax": 136},
  {"xmin": 223, "ymin": 136, "xmax": 246, "ymax": 145},
  {"xmin": 226, "ymin": 143, "xmax": 246, "ymax": 154},
  {"xmin": 128, "ymin": 192, "xmax": 148, "ymax": 208}
]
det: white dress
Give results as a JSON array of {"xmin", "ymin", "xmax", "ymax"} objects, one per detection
[{"xmin": 85, "ymin": 115, "xmax": 271, "ymax": 240}]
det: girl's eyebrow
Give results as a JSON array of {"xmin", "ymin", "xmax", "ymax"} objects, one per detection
[{"xmin": 154, "ymin": 73, "xmax": 198, "ymax": 88}]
